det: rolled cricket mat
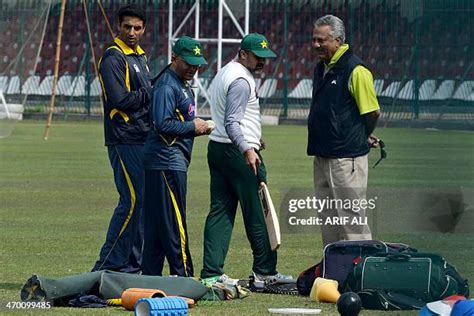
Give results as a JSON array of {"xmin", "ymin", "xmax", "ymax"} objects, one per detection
[
  {"xmin": 122, "ymin": 288, "xmax": 166, "ymax": 311},
  {"xmin": 309, "ymin": 277, "xmax": 341, "ymax": 303},
  {"xmin": 134, "ymin": 297, "xmax": 188, "ymax": 316}
]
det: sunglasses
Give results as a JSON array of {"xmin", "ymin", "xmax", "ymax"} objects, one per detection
[
  {"xmin": 176, "ymin": 56, "xmax": 201, "ymax": 68},
  {"xmin": 372, "ymin": 139, "xmax": 386, "ymax": 168}
]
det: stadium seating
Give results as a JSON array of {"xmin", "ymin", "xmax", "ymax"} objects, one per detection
[
  {"xmin": 431, "ymin": 80, "xmax": 455, "ymax": 100},
  {"xmin": 258, "ymin": 79, "xmax": 277, "ymax": 98},
  {"xmin": 90, "ymin": 77, "xmax": 101, "ymax": 96},
  {"xmin": 397, "ymin": 80, "xmax": 414, "ymax": 100},
  {"xmin": 21, "ymin": 76, "xmax": 41, "ymax": 95},
  {"xmin": 36, "ymin": 76, "xmax": 55, "ymax": 95},
  {"xmin": 379, "ymin": 81, "xmax": 401, "ymax": 98},
  {"xmin": 69, "ymin": 76, "xmax": 86, "ymax": 97},
  {"xmin": 418, "ymin": 80, "xmax": 437, "ymax": 101},
  {"xmin": 288, "ymin": 79, "xmax": 312, "ymax": 99},
  {"xmin": 1, "ymin": 1, "xmax": 471, "ymax": 111},
  {"xmin": 453, "ymin": 81, "xmax": 474, "ymax": 101},
  {"xmin": 57, "ymin": 75, "xmax": 72, "ymax": 95},
  {"xmin": 6, "ymin": 76, "xmax": 20, "ymax": 95},
  {"xmin": 373, "ymin": 79, "xmax": 384, "ymax": 95},
  {"xmin": 0, "ymin": 76, "xmax": 8, "ymax": 93}
]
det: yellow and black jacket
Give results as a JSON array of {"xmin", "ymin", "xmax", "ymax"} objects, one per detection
[{"xmin": 99, "ymin": 37, "xmax": 151, "ymax": 145}]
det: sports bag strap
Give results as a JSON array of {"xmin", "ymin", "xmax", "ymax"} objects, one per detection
[{"xmin": 357, "ymin": 289, "xmax": 425, "ymax": 310}]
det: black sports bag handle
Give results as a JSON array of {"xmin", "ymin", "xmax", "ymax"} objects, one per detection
[{"xmin": 386, "ymin": 253, "xmax": 412, "ymax": 262}]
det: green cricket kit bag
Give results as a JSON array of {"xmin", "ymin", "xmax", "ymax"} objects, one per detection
[
  {"xmin": 344, "ymin": 252, "xmax": 470, "ymax": 310},
  {"xmin": 297, "ymin": 240, "xmax": 414, "ymax": 295}
]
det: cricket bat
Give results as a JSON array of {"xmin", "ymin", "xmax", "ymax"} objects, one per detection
[{"xmin": 259, "ymin": 183, "xmax": 281, "ymax": 251}]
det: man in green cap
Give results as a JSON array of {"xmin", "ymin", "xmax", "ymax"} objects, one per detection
[
  {"xmin": 142, "ymin": 36, "xmax": 212, "ymax": 277},
  {"xmin": 201, "ymin": 33, "xmax": 292, "ymax": 286}
]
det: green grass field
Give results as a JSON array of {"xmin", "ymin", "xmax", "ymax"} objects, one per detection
[{"xmin": 0, "ymin": 120, "xmax": 473, "ymax": 315}]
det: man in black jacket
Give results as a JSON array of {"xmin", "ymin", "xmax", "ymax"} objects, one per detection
[
  {"xmin": 307, "ymin": 15, "xmax": 381, "ymax": 247},
  {"xmin": 92, "ymin": 4, "xmax": 151, "ymax": 273}
]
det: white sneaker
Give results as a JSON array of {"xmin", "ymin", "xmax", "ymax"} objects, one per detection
[{"xmin": 252, "ymin": 271, "xmax": 293, "ymax": 284}]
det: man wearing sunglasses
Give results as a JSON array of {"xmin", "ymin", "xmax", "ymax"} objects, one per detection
[
  {"xmin": 307, "ymin": 15, "xmax": 381, "ymax": 247},
  {"xmin": 201, "ymin": 33, "xmax": 292, "ymax": 285},
  {"xmin": 142, "ymin": 36, "xmax": 212, "ymax": 277}
]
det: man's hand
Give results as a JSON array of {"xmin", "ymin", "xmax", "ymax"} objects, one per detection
[
  {"xmin": 363, "ymin": 110, "xmax": 380, "ymax": 134},
  {"xmin": 244, "ymin": 148, "xmax": 261, "ymax": 175},
  {"xmin": 194, "ymin": 118, "xmax": 212, "ymax": 136},
  {"xmin": 368, "ymin": 133, "xmax": 380, "ymax": 148}
]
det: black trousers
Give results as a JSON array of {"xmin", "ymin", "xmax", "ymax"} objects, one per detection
[
  {"xmin": 92, "ymin": 144, "xmax": 144, "ymax": 273},
  {"xmin": 142, "ymin": 169, "xmax": 193, "ymax": 277}
]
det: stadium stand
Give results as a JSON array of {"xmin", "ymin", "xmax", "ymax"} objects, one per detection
[
  {"xmin": 0, "ymin": 0, "xmax": 471, "ymax": 123},
  {"xmin": 453, "ymin": 81, "xmax": 474, "ymax": 101},
  {"xmin": 432, "ymin": 80, "xmax": 455, "ymax": 100},
  {"xmin": 6, "ymin": 76, "xmax": 20, "ymax": 95},
  {"xmin": 289, "ymin": 79, "xmax": 313, "ymax": 99},
  {"xmin": 380, "ymin": 81, "xmax": 402, "ymax": 98},
  {"xmin": 36, "ymin": 76, "xmax": 55, "ymax": 96},
  {"xmin": 258, "ymin": 79, "xmax": 277, "ymax": 99},
  {"xmin": 21, "ymin": 76, "xmax": 41, "ymax": 95},
  {"xmin": 397, "ymin": 80, "xmax": 414, "ymax": 100},
  {"xmin": 418, "ymin": 80, "xmax": 437, "ymax": 101},
  {"xmin": 0, "ymin": 76, "xmax": 8, "ymax": 92}
]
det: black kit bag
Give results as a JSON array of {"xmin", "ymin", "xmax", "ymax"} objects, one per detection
[
  {"xmin": 297, "ymin": 240, "xmax": 414, "ymax": 295},
  {"xmin": 296, "ymin": 263, "xmax": 322, "ymax": 295},
  {"xmin": 344, "ymin": 252, "xmax": 470, "ymax": 310}
]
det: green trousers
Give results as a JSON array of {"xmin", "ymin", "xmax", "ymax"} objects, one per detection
[{"xmin": 201, "ymin": 141, "xmax": 277, "ymax": 278}]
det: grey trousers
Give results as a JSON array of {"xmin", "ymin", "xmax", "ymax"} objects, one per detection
[{"xmin": 313, "ymin": 155, "xmax": 373, "ymax": 246}]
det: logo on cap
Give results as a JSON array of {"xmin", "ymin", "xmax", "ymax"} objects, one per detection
[
  {"xmin": 193, "ymin": 46, "xmax": 201, "ymax": 55},
  {"xmin": 260, "ymin": 40, "xmax": 268, "ymax": 49}
]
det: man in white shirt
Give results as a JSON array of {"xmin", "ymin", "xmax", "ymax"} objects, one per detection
[{"xmin": 201, "ymin": 33, "xmax": 291, "ymax": 285}]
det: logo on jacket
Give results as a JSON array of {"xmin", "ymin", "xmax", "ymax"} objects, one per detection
[
  {"xmin": 188, "ymin": 103, "xmax": 195, "ymax": 116},
  {"xmin": 182, "ymin": 89, "xmax": 189, "ymax": 99},
  {"xmin": 133, "ymin": 64, "xmax": 140, "ymax": 73},
  {"xmin": 331, "ymin": 79, "xmax": 337, "ymax": 85}
]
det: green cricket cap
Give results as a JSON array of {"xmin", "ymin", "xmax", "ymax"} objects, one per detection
[
  {"xmin": 173, "ymin": 36, "xmax": 207, "ymax": 66},
  {"xmin": 240, "ymin": 33, "xmax": 277, "ymax": 58}
]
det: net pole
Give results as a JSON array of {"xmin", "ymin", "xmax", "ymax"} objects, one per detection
[
  {"xmin": 21, "ymin": 0, "xmax": 52, "ymax": 106},
  {"xmin": 44, "ymin": 0, "xmax": 66, "ymax": 140},
  {"xmin": 98, "ymin": 0, "xmax": 115, "ymax": 39},
  {"xmin": 82, "ymin": 0, "xmax": 103, "ymax": 116},
  {"xmin": 217, "ymin": 0, "xmax": 223, "ymax": 71},
  {"xmin": 282, "ymin": 0, "xmax": 289, "ymax": 118},
  {"xmin": 168, "ymin": 0, "xmax": 173, "ymax": 64}
]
